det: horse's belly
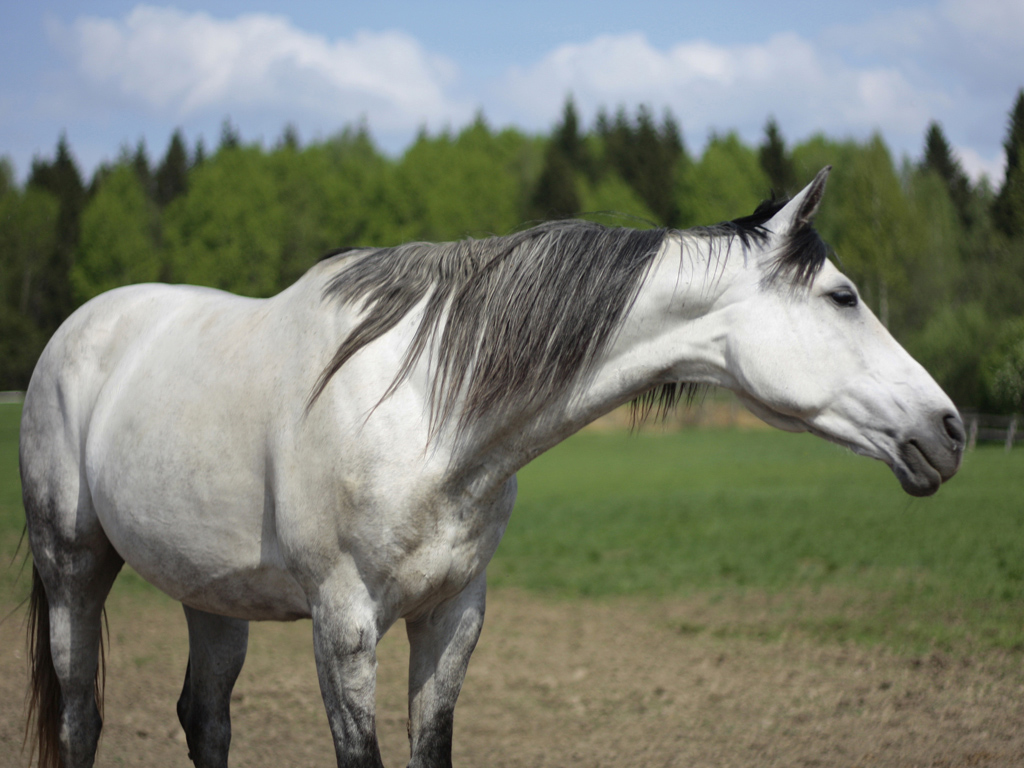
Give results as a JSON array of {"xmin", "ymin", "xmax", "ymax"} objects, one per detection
[
  {"xmin": 108, "ymin": 517, "xmax": 312, "ymax": 621},
  {"xmin": 90, "ymin": 460, "xmax": 311, "ymax": 621},
  {"xmin": 177, "ymin": 566, "xmax": 311, "ymax": 621}
]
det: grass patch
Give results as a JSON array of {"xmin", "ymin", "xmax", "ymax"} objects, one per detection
[
  {"xmin": 3, "ymin": 402, "xmax": 1023, "ymax": 654},
  {"xmin": 0, "ymin": 404, "xmax": 28, "ymax": 605},
  {"xmin": 490, "ymin": 427, "xmax": 1024, "ymax": 654}
]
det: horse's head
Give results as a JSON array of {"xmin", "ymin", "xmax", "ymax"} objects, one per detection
[{"xmin": 719, "ymin": 167, "xmax": 964, "ymax": 496}]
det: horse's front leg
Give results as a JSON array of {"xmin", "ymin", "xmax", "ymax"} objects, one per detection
[
  {"xmin": 311, "ymin": 590, "xmax": 385, "ymax": 768},
  {"xmin": 405, "ymin": 573, "xmax": 487, "ymax": 768}
]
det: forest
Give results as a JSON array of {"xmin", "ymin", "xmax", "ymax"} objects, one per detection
[{"xmin": 2, "ymin": 91, "xmax": 1023, "ymax": 413}]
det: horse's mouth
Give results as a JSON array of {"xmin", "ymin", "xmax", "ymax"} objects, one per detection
[
  {"xmin": 892, "ymin": 435, "xmax": 963, "ymax": 497},
  {"xmin": 892, "ymin": 441, "xmax": 945, "ymax": 497}
]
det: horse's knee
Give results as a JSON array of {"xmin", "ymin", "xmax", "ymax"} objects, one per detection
[{"xmin": 309, "ymin": 599, "xmax": 385, "ymax": 767}]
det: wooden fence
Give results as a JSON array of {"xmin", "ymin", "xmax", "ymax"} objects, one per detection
[{"xmin": 962, "ymin": 412, "xmax": 1021, "ymax": 452}]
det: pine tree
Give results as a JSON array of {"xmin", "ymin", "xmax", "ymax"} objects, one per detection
[
  {"xmin": 219, "ymin": 118, "xmax": 241, "ymax": 151},
  {"xmin": 193, "ymin": 137, "xmax": 207, "ymax": 167},
  {"xmin": 594, "ymin": 105, "xmax": 685, "ymax": 225},
  {"xmin": 993, "ymin": 89, "xmax": 1024, "ymax": 238},
  {"xmin": 629, "ymin": 105, "xmax": 679, "ymax": 224},
  {"xmin": 661, "ymin": 110, "xmax": 685, "ymax": 161},
  {"xmin": 553, "ymin": 96, "xmax": 586, "ymax": 171},
  {"xmin": 156, "ymin": 129, "xmax": 190, "ymax": 208},
  {"xmin": 27, "ymin": 133, "xmax": 86, "ymax": 326},
  {"xmin": 132, "ymin": 139, "xmax": 154, "ymax": 201},
  {"xmin": 0, "ymin": 157, "xmax": 12, "ymax": 197},
  {"xmin": 277, "ymin": 124, "xmax": 300, "ymax": 151},
  {"xmin": 758, "ymin": 117, "xmax": 796, "ymax": 198},
  {"xmin": 530, "ymin": 98, "xmax": 586, "ymax": 220},
  {"xmin": 921, "ymin": 121, "xmax": 973, "ymax": 227},
  {"xmin": 530, "ymin": 147, "xmax": 580, "ymax": 220}
]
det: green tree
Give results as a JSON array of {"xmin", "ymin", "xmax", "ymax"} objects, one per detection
[
  {"xmin": 795, "ymin": 135, "xmax": 911, "ymax": 327},
  {"xmin": 897, "ymin": 167, "xmax": 963, "ymax": 334},
  {"xmin": 993, "ymin": 89, "xmax": 1024, "ymax": 238},
  {"xmin": 759, "ymin": 117, "xmax": 796, "ymax": 198},
  {"xmin": 596, "ymin": 105, "xmax": 686, "ymax": 225},
  {"xmin": 552, "ymin": 97, "xmax": 590, "ymax": 178},
  {"xmin": 577, "ymin": 174, "xmax": 657, "ymax": 226},
  {"xmin": 164, "ymin": 145, "xmax": 284, "ymax": 296},
  {"xmin": 920, "ymin": 121, "xmax": 973, "ymax": 228},
  {"xmin": 131, "ymin": 139, "xmax": 154, "ymax": 200},
  {"xmin": 314, "ymin": 124, "xmax": 404, "ymax": 247},
  {"xmin": 0, "ymin": 181, "xmax": 59, "ymax": 387},
  {"xmin": 905, "ymin": 303, "xmax": 995, "ymax": 408},
  {"xmin": 219, "ymin": 118, "xmax": 241, "ymax": 151},
  {"xmin": 530, "ymin": 100, "xmax": 585, "ymax": 220},
  {"xmin": 155, "ymin": 129, "xmax": 190, "ymax": 208},
  {"xmin": 277, "ymin": 123, "xmax": 301, "ymax": 151},
  {"xmin": 26, "ymin": 133, "xmax": 86, "ymax": 331},
  {"xmin": 677, "ymin": 132, "xmax": 769, "ymax": 228},
  {"xmin": 71, "ymin": 165, "xmax": 161, "ymax": 303},
  {"xmin": 399, "ymin": 117, "xmax": 539, "ymax": 239},
  {"xmin": 983, "ymin": 317, "xmax": 1024, "ymax": 413},
  {"xmin": 193, "ymin": 137, "xmax": 207, "ymax": 168},
  {"xmin": 530, "ymin": 149, "xmax": 580, "ymax": 221},
  {"xmin": 0, "ymin": 157, "xmax": 12, "ymax": 197},
  {"xmin": 269, "ymin": 124, "xmax": 401, "ymax": 286}
]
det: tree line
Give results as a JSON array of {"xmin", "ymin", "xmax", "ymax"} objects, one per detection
[{"xmin": 2, "ymin": 91, "xmax": 1024, "ymax": 413}]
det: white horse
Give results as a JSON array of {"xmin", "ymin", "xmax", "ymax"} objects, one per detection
[{"xmin": 21, "ymin": 168, "xmax": 963, "ymax": 768}]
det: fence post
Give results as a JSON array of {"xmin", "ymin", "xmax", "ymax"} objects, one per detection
[
  {"xmin": 1007, "ymin": 416, "xmax": 1018, "ymax": 453},
  {"xmin": 968, "ymin": 416, "xmax": 978, "ymax": 452}
]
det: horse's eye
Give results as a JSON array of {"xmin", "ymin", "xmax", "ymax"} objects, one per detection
[{"xmin": 829, "ymin": 289, "xmax": 858, "ymax": 308}]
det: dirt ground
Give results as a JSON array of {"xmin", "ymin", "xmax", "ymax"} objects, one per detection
[{"xmin": 2, "ymin": 585, "xmax": 1023, "ymax": 768}]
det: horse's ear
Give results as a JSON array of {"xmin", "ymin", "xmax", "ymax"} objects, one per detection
[{"xmin": 769, "ymin": 166, "xmax": 831, "ymax": 232}]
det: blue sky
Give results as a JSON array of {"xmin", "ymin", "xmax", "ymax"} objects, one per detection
[{"xmin": 2, "ymin": 1, "xmax": 1021, "ymax": 184}]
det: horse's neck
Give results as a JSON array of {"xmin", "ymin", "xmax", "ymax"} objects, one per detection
[{"xmin": 447, "ymin": 234, "xmax": 739, "ymax": 489}]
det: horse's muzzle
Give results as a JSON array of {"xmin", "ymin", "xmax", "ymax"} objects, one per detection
[{"xmin": 894, "ymin": 410, "xmax": 965, "ymax": 497}]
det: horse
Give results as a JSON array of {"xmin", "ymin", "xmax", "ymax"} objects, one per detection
[{"xmin": 20, "ymin": 167, "xmax": 964, "ymax": 768}]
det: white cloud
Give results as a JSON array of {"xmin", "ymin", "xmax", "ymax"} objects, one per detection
[
  {"xmin": 827, "ymin": 0, "xmax": 1023, "ymax": 182},
  {"xmin": 44, "ymin": 1, "xmax": 1020, "ymax": 181},
  {"xmin": 54, "ymin": 5, "xmax": 469, "ymax": 134},
  {"xmin": 826, "ymin": 0, "xmax": 1024, "ymax": 99},
  {"xmin": 956, "ymin": 145, "xmax": 1006, "ymax": 186},
  {"xmin": 495, "ymin": 0, "xmax": 1020, "ymax": 181},
  {"xmin": 498, "ymin": 31, "xmax": 938, "ymax": 149}
]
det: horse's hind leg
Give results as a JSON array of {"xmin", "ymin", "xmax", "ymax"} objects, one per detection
[
  {"xmin": 26, "ymin": 508, "xmax": 123, "ymax": 768},
  {"xmin": 177, "ymin": 606, "xmax": 249, "ymax": 768}
]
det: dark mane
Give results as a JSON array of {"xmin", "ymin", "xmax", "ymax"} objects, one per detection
[{"xmin": 308, "ymin": 209, "xmax": 828, "ymax": 435}]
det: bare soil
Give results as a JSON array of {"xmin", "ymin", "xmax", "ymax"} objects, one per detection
[{"xmin": 2, "ymin": 585, "xmax": 1023, "ymax": 768}]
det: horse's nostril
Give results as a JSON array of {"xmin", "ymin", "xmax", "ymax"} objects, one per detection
[{"xmin": 943, "ymin": 412, "xmax": 966, "ymax": 448}]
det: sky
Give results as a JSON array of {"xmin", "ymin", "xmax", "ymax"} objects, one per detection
[{"xmin": 1, "ymin": 0, "xmax": 1022, "ymax": 185}]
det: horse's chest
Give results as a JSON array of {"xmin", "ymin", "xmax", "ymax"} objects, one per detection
[{"xmin": 389, "ymin": 482, "xmax": 516, "ymax": 617}]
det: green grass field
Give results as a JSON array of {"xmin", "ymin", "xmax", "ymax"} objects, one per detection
[{"xmin": 3, "ymin": 402, "xmax": 1022, "ymax": 654}]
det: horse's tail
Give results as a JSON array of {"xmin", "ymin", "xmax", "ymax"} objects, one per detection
[{"xmin": 25, "ymin": 565, "xmax": 62, "ymax": 768}]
